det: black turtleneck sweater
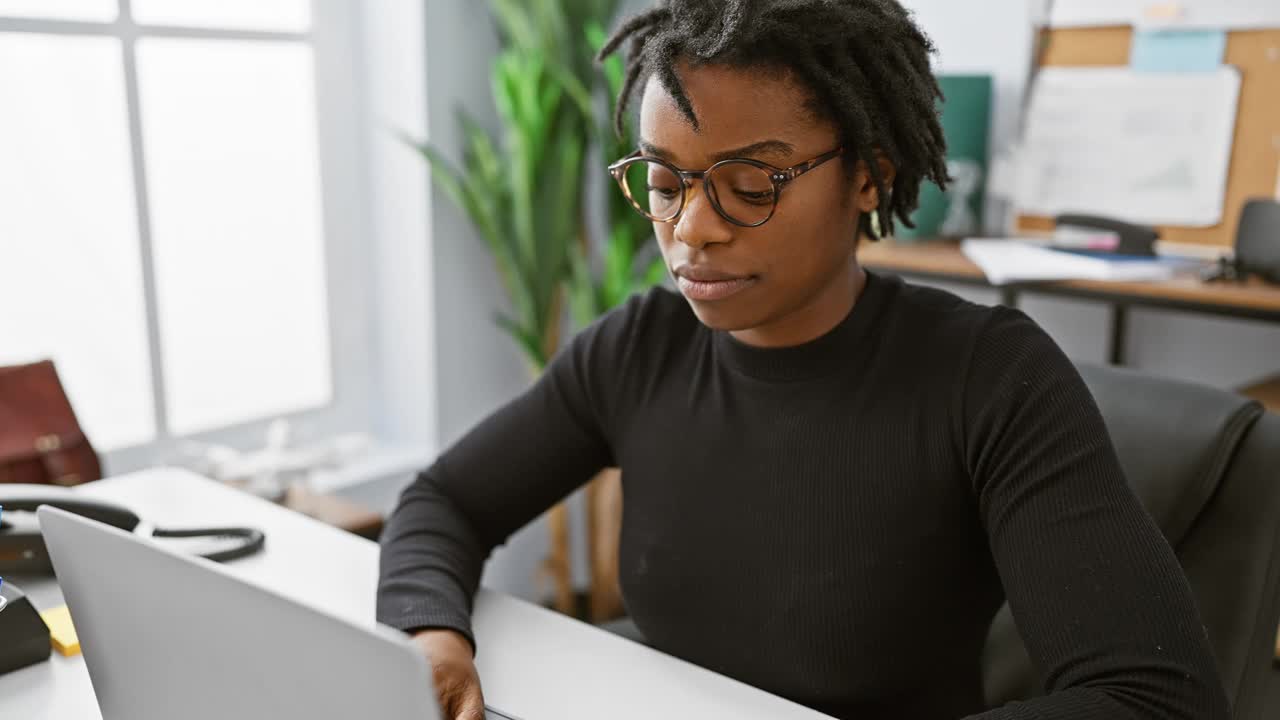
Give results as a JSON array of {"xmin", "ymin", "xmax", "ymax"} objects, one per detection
[{"xmin": 378, "ymin": 272, "xmax": 1229, "ymax": 719}]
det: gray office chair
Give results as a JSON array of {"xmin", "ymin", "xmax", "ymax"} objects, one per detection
[{"xmin": 982, "ymin": 364, "xmax": 1280, "ymax": 719}]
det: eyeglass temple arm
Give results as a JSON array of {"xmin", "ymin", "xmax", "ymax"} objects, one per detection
[{"xmin": 778, "ymin": 147, "xmax": 845, "ymax": 182}]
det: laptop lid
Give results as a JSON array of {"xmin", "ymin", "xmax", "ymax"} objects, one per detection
[{"xmin": 38, "ymin": 505, "xmax": 439, "ymax": 720}]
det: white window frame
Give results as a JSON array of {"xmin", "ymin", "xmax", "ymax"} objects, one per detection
[{"xmin": 0, "ymin": 1, "xmax": 433, "ymax": 482}]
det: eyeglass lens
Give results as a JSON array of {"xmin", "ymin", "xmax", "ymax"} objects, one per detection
[{"xmin": 620, "ymin": 159, "xmax": 777, "ymax": 225}]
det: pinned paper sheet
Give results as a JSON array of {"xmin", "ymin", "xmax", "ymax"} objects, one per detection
[
  {"xmin": 1050, "ymin": 0, "xmax": 1137, "ymax": 27},
  {"xmin": 1051, "ymin": 0, "xmax": 1280, "ymax": 29},
  {"xmin": 1131, "ymin": 29, "xmax": 1226, "ymax": 71},
  {"xmin": 1141, "ymin": 2, "xmax": 1185, "ymax": 24},
  {"xmin": 1141, "ymin": 1, "xmax": 1280, "ymax": 30},
  {"xmin": 1017, "ymin": 67, "xmax": 1241, "ymax": 227}
]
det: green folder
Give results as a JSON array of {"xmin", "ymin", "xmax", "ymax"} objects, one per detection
[{"xmin": 897, "ymin": 74, "xmax": 993, "ymax": 240}]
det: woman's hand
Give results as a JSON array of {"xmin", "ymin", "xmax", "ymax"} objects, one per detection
[{"xmin": 412, "ymin": 629, "xmax": 486, "ymax": 720}]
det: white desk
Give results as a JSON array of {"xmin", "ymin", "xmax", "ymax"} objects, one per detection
[{"xmin": 0, "ymin": 468, "xmax": 831, "ymax": 720}]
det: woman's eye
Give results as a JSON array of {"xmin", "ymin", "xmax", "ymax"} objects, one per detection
[
  {"xmin": 734, "ymin": 189, "xmax": 775, "ymax": 205},
  {"xmin": 647, "ymin": 185, "xmax": 680, "ymax": 199}
]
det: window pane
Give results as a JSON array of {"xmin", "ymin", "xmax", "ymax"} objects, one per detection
[
  {"xmin": 0, "ymin": 33, "xmax": 154, "ymax": 451},
  {"xmin": 0, "ymin": 0, "xmax": 116, "ymax": 21},
  {"xmin": 130, "ymin": 0, "xmax": 309, "ymax": 32},
  {"xmin": 136, "ymin": 39, "xmax": 332, "ymax": 436}
]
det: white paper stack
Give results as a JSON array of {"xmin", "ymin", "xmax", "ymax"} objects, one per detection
[{"xmin": 960, "ymin": 239, "xmax": 1194, "ymax": 285}]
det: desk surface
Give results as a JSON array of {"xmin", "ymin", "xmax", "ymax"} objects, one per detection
[
  {"xmin": 0, "ymin": 469, "xmax": 830, "ymax": 720},
  {"xmin": 859, "ymin": 239, "xmax": 1280, "ymax": 318}
]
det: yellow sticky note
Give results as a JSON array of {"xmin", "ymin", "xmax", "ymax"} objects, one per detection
[
  {"xmin": 1142, "ymin": 2, "xmax": 1185, "ymax": 22},
  {"xmin": 40, "ymin": 605, "xmax": 81, "ymax": 657}
]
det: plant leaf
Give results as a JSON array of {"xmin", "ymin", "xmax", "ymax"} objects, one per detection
[
  {"xmin": 566, "ymin": 250, "xmax": 598, "ymax": 329},
  {"xmin": 602, "ymin": 223, "xmax": 633, "ymax": 306},
  {"xmin": 545, "ymin": 60, "xmax": 594, "ymax": 125},
  {"xmin": 643, "ymin": 255, "xmax": 668, "ymax": 288},
  {"xmin": 490, "ymin": 0, "xmax": 537, "ymax": 50},
  {"xmin": 494, "ymin": 312, "xmax": 548, "ymax": 372}
]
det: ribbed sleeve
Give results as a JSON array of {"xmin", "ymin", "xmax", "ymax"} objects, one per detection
[{"xmin": 960, "ymin": 307, "xmax": 1229, "ymax": 719}]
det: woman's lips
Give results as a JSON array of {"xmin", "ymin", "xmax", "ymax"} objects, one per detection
[{"xmin": 675, "ymin": 274, "xmax": 758, "ymax": 301}]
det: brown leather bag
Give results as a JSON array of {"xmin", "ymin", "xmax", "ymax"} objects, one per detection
[{"xmin": 0, "ymin": 359, "xmax": 103, "ymax": 486}]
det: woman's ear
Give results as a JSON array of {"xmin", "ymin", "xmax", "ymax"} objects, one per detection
[{"xmin": 853, "ymin": 154, "xmax": 897, "ymax": 213}]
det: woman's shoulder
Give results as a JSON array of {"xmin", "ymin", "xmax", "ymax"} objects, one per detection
[
  {"xmin": 565, "ymin": 285, "xmax": 700, "ymax": 368},
  {"xmin": 586, "ymin": 284, "xmax": 696, "ymax": 340},
  {"xmin": 873, "ymin": 275, "xmax": 1070, "ymax": 393},
  {"xmin": 610, "ymin": 284, "xmax": 695, "ymax": 331},
  {"xmin": 876, "ymin": 273, "xmax": 1008, "ymax": 350},
  {"xmin": 885, "ymin": 274, "xmax": 997, "ymax": 326}
]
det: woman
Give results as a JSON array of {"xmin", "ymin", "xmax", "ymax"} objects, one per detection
[{"xmin": 378, "ymin": 2, "xmax": 1230, "ymax": 718}]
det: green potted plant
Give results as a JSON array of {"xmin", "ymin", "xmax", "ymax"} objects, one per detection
[{"xmin": 410, "ymin": 45, "xmax": 583, "ymax": 372}]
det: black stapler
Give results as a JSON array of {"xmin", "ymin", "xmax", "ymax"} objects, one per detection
[{"xmin": 1054, "ymin": 213, "xmax": 1160, "ymax": 257}]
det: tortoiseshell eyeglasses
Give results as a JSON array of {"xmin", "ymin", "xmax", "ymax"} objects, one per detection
[{"xmin": 607, "ymin": 146, "xmax": 844, "ymax": 228}]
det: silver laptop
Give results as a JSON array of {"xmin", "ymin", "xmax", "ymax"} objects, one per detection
[{"xmin": 38, "ymin": 505, "xmax": 517, "ymax": 720}]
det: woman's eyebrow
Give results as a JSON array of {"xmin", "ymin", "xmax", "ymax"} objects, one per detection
[
  {"xmin": 638, "ymin": 140, "xmax": 669, "ymax": 158},
  {"xmin": 709, "ymin": 140, "xmax": 796, "ymax": 163},
  {"xmin": 638, "ymin": 139, "xmax": 797, "ymax": 164}
]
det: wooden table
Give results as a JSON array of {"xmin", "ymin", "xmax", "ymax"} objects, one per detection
[{"xmin": 859, "ymin": 239, "xmax": 1280, "ymax": 368}]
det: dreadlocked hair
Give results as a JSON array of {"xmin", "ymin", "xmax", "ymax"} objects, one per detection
[{"xmin": 598, "ymin": 0, "xmax": 950, "ymax": 237}]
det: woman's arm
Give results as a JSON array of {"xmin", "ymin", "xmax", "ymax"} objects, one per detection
[
  {"xmin": 376, "ymin": 305, "xmax": 628, "ymax": 652},
  {"xmin": 960, "ymin": 307, "xmax": 1231, "ymax": 720}
]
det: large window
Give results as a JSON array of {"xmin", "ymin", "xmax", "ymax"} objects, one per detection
[{"xmin": 0, "ymin": 1, "xmax": 373, "ymax": 473}]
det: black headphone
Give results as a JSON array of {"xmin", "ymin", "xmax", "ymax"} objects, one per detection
[
  {"xmin": 0, "ymin": 485, "xmax": 267, "ymax": 574},
  {"xmin": 150, "ymin": 525, "xmax": 267, "ymax": 563}
]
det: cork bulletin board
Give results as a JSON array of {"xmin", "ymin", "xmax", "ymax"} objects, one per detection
[{"xmin": 1015, "ymin": 26, "xmax": 1280, "ymax": 249}]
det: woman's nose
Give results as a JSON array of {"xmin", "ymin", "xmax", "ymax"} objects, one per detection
[{"xmin": 673, "ymin": 181, "xmax": 733, "ymax": 249}]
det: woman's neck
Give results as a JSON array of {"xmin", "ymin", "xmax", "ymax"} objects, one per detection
[{"xmin": 729, "ymin": 258, "xmax": 866, "ymax": 349}]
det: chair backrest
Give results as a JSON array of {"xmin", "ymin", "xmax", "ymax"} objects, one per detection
[
  {"xmin": 981, "ymin": 364, "xmax": 1280, "ymax": 719},
  {"xmin": 1237, "ymin": 199, "xmax": 1280, "ymax": 284}
]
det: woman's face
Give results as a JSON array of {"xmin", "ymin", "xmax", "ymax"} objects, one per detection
[{"xmin": 638, "ymin": 61, "xmax": 882, "ymax": 339}]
